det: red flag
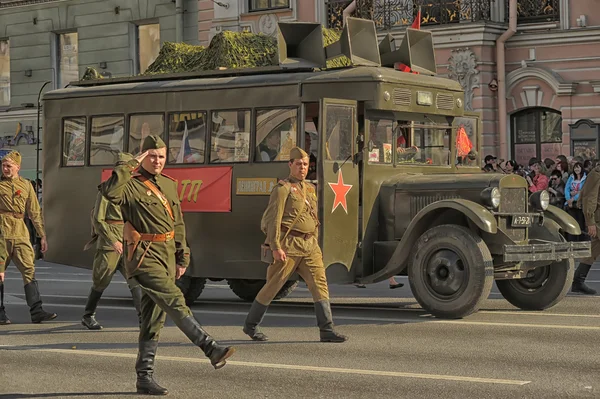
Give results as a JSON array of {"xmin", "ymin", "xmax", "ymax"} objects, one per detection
[
  {"xmin": 396, "ymin": 7, "xmax": 421, "ymax": 74},
  {"xmin": 456, "ymin": 125, "xmax": 473, "ymax": 157}
]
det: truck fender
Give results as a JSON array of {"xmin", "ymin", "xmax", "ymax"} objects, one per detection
[
  {"xmin": 543, "ymin": 205, "xmax": 581, "ymax": 236},
  {"xmin": 358, "ymin": 199, "xmax": 497, "ymax": 284}
]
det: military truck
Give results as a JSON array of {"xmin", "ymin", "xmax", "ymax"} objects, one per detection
[{"xmin": 42, "ymin": 18, "xmax": 590, "ymax": 318}]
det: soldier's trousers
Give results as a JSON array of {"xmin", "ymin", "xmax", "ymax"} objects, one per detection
[
  {"xmin": 0, "ymin": 239, "xmax": 37, "ymax": 284},
  {"xmin": 581, "ymin": 223, "xmax": 600, "ymax": 265},
  {"xmin": 92, "ymin": 249, "xmax": 135, "ymax": 292},
  {"xmin": 256, "ymin": 252, "xmax": 330, "ymax": 306},
  {"xmin": 131, "ymin": 267, "xmax": 193, "ymax": 342}
]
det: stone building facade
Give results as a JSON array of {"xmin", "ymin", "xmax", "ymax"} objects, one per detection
[{"xmin": 0, "ymin": 0, "xmax": 199, "ymax": 179}]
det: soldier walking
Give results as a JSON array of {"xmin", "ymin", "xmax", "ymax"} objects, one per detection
[
  {"xmin": 82, "ymin": 153, "xmax": 143, "ymax": 330},
  {"xmin": 101, "ymin": 136, "xmax": 234, "ymax": 395},
  {"xmin": 576, "ymin": 163, "xmax": 599, "ymax": 295},
  {"xmin": 0, "ymin": 151, "xmax": 56, "ymax": 324},
  {"xmin": 243, "ymin": 147, "xmax": 347, "ymax": 343}
]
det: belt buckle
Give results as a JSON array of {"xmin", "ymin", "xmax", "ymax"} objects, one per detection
[{"xmin": 165, "ymin": 232, "xmax": 173, "ymax": 241}]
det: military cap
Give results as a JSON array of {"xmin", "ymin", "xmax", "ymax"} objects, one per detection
[
  {"xmin": 141, "ymin": 135, "xmax": 166, "ymax": 152},
  {"xmin": 289, "ymin": 146, "xmax": 308, "ymax": 160},
  {"xmin": 2, "ymin": 150, "xmax": 21, "ymax": 166},
  {"xmin": 115, "ymin": 152, "xmax": 134, "ymax": 165}
]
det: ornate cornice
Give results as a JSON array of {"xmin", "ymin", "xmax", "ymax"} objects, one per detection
[{"xmin": 506, "ymin": 66, "xmax": 577, "ymax": 97}]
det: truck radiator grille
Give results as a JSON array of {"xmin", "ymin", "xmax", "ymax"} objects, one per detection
[{"xmin": 498, "ymin": 187, "xmax": 527, "ymax": 242}]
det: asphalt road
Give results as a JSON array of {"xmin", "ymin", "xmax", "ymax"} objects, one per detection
[{"xmin": 0, "ymin": 261, "xmax": 599, "ymax": 399}]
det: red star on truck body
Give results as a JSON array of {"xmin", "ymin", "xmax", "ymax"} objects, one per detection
[{"xmin": 328, "ymin": 169, "xmax": 353, "ymax": 214}]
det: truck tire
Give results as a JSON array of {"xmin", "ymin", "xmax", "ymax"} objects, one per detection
[
  {"xmin": 227, "ymin": 279, "xmax": 298, "ymax": 302},
  {"xmin": 408, "ymin": 225, "xmax": 493, "ymax": 319},
  {"xmin": 496, "ymin": 258, "xmax": 574, "ymax": 310},
  {"xmin": 175, "ymin": 275, "xmax": 207, "ymax": 306}
]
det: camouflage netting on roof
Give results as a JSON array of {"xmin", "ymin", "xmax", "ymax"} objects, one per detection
[
  {"xmin": 144, "ymin": 42, "xmax": 206, "ymax": 75},
  {"xmin": 142, "ymin": 28, "xmax": 351, "ymax": 75}
]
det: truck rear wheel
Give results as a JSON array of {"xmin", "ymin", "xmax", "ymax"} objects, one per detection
[
  {"xmin": 176, "ymin": 276, "xmax": 207, "ymax": 306},
  {"xmin": 496, "ymin": 259, "xmax": 574, "ymax": 310},
  {"xmin": 408, "ymin": 225, "xmax": 493, "ymax": 319},
  {"xmin": 227, "ymin": 279, "xmax": 298, "ymax": 302}
]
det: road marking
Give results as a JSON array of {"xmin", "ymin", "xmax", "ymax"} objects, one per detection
[
  {"xmin": 0, "ymin": 346, "xmax": 531, "ymax": 386},
  {"xmin": 6, "ymin": 302, "xmax": 600, "ymax": 331}
]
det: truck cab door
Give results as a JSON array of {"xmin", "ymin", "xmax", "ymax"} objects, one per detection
[{"xmin": 318, "ymin": 99, "xmax": 360, "ymax": 272}]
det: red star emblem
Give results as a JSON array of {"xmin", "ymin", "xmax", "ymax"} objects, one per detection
[{"xmin": 328, "ymin": 169, "xmax": 353, "ymax": 214}]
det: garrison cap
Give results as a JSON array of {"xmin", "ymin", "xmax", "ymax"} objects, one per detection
[
  {"xmin": 116, "ymin": 152, "xmax": 134, "ymax": 165},
  {"xmin": 141, "ymin": 135, "xmax": 166, "ymax": 152},
  {"xmin": 289, "ymin": 146, "xmax": 308, "ymax": 160},
  {"xmin": 2, "ymin": 150, "xmax": 21, "ymax": 166}
]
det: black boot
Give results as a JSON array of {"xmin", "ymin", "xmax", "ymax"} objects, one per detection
[
  {"xmin": 135, "ymin": 340, "xmax": 168, "ymax": 395},
  {"xmin": 314, "ymin": 300, "xmax": 348, "ymax": 343},
  {"xmin": 81, "ymin": 288, "xmax": 103, "ymax": 330},
  {"xmin": 24, "ymin": 279, "xmax": 57, "ymax": 323},
  {"xmin": 178, "ymin": 316, "xmax": 235, "ymax": 369},
  {"xmin": 243, "ymin": 300, "xmax": 269, "ymax": 341},
  {"xmin": 130, "ymin": 285, "xmax": 143, "ymax": 326},
  {"xmin": 0, "ymin": 282, "xmax": 10, "ymax": 325},
  {"xmin": 572, "ymin": 263, "xmax": 597, "ymax": 295}
]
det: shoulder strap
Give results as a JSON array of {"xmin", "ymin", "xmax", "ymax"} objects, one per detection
[
  {"xmin": 136, "ymin": 176, "xmax": 175, "ymax": 221},
  {"xmin": 281, "ymin": 183, "xmax": 306, "ymax": 241}
]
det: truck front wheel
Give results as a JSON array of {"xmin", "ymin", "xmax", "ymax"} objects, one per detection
[
  {"xmin": 496, "ymin": 259, "xmax": 574, "ymax": 311},
  {"xmin": 408, "ymin": 225, "xmax": 494, "ymax": 319}
]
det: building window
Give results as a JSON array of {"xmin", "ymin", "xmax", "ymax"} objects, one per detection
[
  {"xmin": 137, "ymin": 24, "xmax": 160, "ymax": 74},
  {"xmin": 0, "ymin": 39, "xmax": 10, "ymax": 106},
  {"xmin": 62, "ymin": 117, "xmax": 86, "ymax": 166},
  {"xmin": 168, "ymin": 112, "xmax": 207, "ymax": 164},
  {"xmin": 249, "ymin": 0, "xmax": 289, "ymax": 12},
  {"xmin": 129, "ymin": 114, "xmax": 165, "ymax": 154},
  {"xmin": 210, "ymin": 110, "xmax": 250, "ymax": 163},
  {"xmin": 512, "ymin": 108, "xmax": 562, "ymax": 167},
  {"xmin": 90, "ymin": 115, "xmax": 125, "ymax": 166},
  {"xmin": 255, "ymin": 108, "xmax": 297, "ymax": 162},
  {"xmin": 57, "ymin": 32, "xmax": 78, "ymax": 88}
]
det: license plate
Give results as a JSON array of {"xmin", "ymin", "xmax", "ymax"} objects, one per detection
[{"xmin": 511, "ymin": 215, "xmax": 532, "ymax": 227}]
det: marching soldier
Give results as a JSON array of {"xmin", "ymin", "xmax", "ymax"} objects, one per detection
[
  {"xmin": 101, "ymin": 136, "xmax": 234, "ymax": 395},
  {"xmin": 243, "ymin": 147, "xmax": 348, "ymax": 343},
  {"xmin": 0, "ymin": 151, "xmax": 56, "ymax": 324},
  {"xmin": 81, "ymin": 153, "xmax": 143, "ymax": 330},
  {"xmin": 576, "ymin": 163, "xmax": 599, "ymax": 295}
]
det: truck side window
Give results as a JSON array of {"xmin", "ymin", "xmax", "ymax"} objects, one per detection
[
  {"xmin": 209, "ymin": 110, "xmax": 250, "ymax": 163},
  {"xmin": 254, "ymin": 108, "xmax": 298, "ymax": 162},
  {"xmin": 368, "ymin": 119, "xmax": 393, "ymax": 164}
]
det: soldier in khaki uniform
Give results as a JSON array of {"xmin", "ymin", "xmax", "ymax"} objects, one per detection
[
  {"xmin": 101, "ymin": 136, "xmax": 234, "ymax": 395},
  {"xmin": 0, "ymin": 151, "xmax": 56, "ymax": 324},
  {"xmin": 576, "ymin": 164, "xmax": 599, "ymax": 295},
  {"xmin": 81, "ymin": 153, "xmax": 143, "ymax": 330},
  {"xmin": 243, "ymin": 147, "xmax": 347, "ymax": 343}
]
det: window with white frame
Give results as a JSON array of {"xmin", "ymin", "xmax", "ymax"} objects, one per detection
[
  {"xmin": 57, "ymin": 32, "xmax": 79, "ymax": 88},
  {"xmin": 137, "ymin": 24, "xmax": 160, "ymax": 74},
  {"xmin": 249, "ymin": 0, "xmax": 289, "ymax": 12},
  {"xmin": 0, "ymin": 39, "xmax": 10, "ymax": 106}
]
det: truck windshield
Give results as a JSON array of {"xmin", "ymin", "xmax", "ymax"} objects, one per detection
[{"xmin": 396, "ymin": 122, "xmax": 451, "ymax": 166}]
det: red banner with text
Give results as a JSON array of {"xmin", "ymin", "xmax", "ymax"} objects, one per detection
[{"xmin": 101, "ymin": 167, "xmax": 232, "ymax": 212}]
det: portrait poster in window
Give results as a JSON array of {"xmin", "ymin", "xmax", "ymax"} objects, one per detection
[{"xmin": 235, "ymin": 132, "xmax": 249, "ymax": 162}]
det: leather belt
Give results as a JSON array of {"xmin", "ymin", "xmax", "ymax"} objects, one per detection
[
  {"xmin": 281, "ymin": 226, "xmax": 313, "ymax": 240},
  {"xmin": 139, "ymin": 231, "xmax": 175, "ymax": 242},
  {"xmin": 0, "ymin": 210, "xmax": 24, "ymax": 219},
  {"xmin": 105, "ymin": 220, "xmax": 124, "ymax": 225}
]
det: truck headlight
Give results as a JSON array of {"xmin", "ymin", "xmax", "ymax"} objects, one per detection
[
  {"xmin": 530, "ymin": 190, "xmax": 550, "ymax": 211},
  {"xmin": 481, "ymin": 187, "xmax": 501, "ymax": 209}
]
